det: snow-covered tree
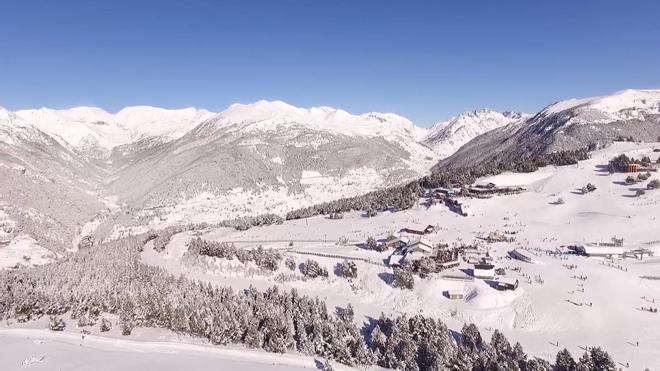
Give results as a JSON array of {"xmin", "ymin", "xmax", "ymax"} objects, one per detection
[
  {"xmin": 555, "ymin": 348, "xmax": 577, "ymax": 371},
  {"xmin": 339, "ymin": 260, "xmax": 358, "ymax": 279},
  {"xmin": 48, "ymin": 315, "xmax": 65, "ymax": 331},
  {"xmin": 392, "ymin": 267, "xmax": 414, "ymax": 289}
]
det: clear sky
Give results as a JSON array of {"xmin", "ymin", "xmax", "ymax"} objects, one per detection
[{"xmin": 1, "ymin": 0, "xmax": 659, "ymax": 125}]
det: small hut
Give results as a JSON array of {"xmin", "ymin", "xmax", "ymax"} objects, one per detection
[{"xmin": 445, "ymin": 290, "xmax": 465, "ymax": 300}]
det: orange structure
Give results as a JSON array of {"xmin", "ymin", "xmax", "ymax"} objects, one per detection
[{"xmin": 628, "ymin": 163, "xmax": 640, "ymax": 173}]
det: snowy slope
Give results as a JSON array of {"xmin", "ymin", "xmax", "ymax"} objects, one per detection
[
  {"xmin": 525, "ymin": 89, "xmax": 660, "ymax": 134},
  {"xmin": 0, "ymin": 107, "xmax": 48, "ymax": 145},
  {"xmin": 423, "ymin": 109, "xmax": 527, "ymax": 158},
  {"xmin": 539, "ymin": 89, "xmax": 660, "ymax": 121}
]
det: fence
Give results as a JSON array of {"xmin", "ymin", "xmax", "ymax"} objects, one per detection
[{"xmin": 289, "ymin": 250, "xmax": 385, "ymax": 266}]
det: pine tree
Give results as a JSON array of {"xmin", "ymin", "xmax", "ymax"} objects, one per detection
[
  {"xmin": 99, "ymin": 317, "xmax": 112, "ymax": 332},
  {"xmin": 340, "ymin": 260, "xmax": 358, "ymax": 279},
  {"xmin": 392, "ymin": 267, "xmax": 414, "ymax": 289},
  {"xmin": 555, "ymin": 348, "xmax": 577, "ymax": 371},
  {"xmin": 48, "ymin": 315, "xmax": 65, "ymax": 331},
  {"xmin": 460, "ymin": 323, "xmax": 483, "ymax": 351}
]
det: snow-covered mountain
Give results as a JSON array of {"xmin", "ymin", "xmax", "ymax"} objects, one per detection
[
  {"xmin": 0, "ymin": 107, "xmax": 107, "ymax": 253},
  {"xmin": 422, "ymin": 109, "xmax": 527, "ymax": 158},
  {"xmin": 104, "ymin": 100, "xmax": 439, "ymax": 227},
  {"xmin": 439, "ymin": 89, "xmax": 660, "ymax": 168},
  {"xmin": 0, "ymin": 101, "xmax": 446, "ymax": 246},
  {"xmin": 15, "ymin": 106, "xmax": 215, "ymax": 157}
]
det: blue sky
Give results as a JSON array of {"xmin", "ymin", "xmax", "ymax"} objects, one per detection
[{"xmin": 1, "ymin": 0, "xmax": 659, "ymax": 125}]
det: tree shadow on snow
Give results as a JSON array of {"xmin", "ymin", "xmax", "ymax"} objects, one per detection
[
  {"xmin": 449, "ymin": 329, "xmax": 463, "ymax": 344},
  {"xmin": 622, "ymin": 187, "xmax": 647, "ymax": 198},
  {"xmin": 361, "ymin": 316, "xmax": 379, "ymax": 340},
  {"xmin": 333, "ymin": 263, "xmax": 343, "ymax": 277},
  {"xmin": 484, "ymin": 280, "xmax": 499, "ymax": 289},
  {"xmin": 594, "ymin": 164, "xmax": 610, "ymax": 173},
  {"xmin": 355, "ymin": 242, "xmax": 375, "ymax": 251},
  {"xmin": 378, "ymin": 272, "xmax": 393, "ymax": 286}
]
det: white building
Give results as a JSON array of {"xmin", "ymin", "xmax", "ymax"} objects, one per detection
[
  {"xmin": 473, "ymin": 263, "xmax": 495, "ymax": 279},
  {"xmin": 581, "ymin": 245, "xmax": 625, "ymax": 258}
]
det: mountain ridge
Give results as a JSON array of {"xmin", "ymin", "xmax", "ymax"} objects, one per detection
[{"xmin": 438, "ymin": 89, "xmax": 660, "ymax": 169}]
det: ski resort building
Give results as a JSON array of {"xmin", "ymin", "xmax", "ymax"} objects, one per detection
[
  {"xmin": 401, "ymin": 238, "xmax": 435, "ymax": 263},
  {"xmin": 467, "ymin": 183, "xmax": 526, "ymax": 197},
  {"xmin": 442, "ymin": 272, "xmax": 474, "ymax": 282},
  {"xmin": 434, "ymin": 187, "xmax": 458, "ymax": 197},
  {"xmin": 509, "ymin": 249, "xmax": 534, "ymax": 263},
  {"xmin": 473, "ymin": 263, "xmax": 495, "ymax": 279},
  {"xmin": 401, "ymin": 225, "xmax": 435, "ymax": 235},
  {"xmin": 382, "ymin": 236, "xmax": 405, "ymax": 250},
  {"xmin": 496, "ymin": 278, "xmax": 519, "ymax": 291},
  {"xmin": 577, "ymin": 245, "xmax": 626, "ymax": 258}
]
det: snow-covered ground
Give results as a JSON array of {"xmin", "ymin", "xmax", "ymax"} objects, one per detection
[
  {"xmin": 142, "ymin": 142, "xmax": 660, "ymax": 369},
  {"xmin": 0, "ymin": 211, "xmax": 56, "ymax": 268},
  {"xmin": 0, "ymin": 326, "xmax": 339, "ymax": 371},
  {"xmin": 131, "ymin": 167, "xmax": 390, "ymax": 230},
  {"xmin": 0, "ymin": 234, "xmax": 56, "ymax": 269}
]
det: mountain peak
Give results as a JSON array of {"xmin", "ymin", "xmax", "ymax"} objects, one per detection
[
  {"xmin": 424, "ymin": 108, "xmax": 525, "ymax": 158},
  {"xmin": 209, "ymin": 100, "xmax": 417, "ymax": 139}
]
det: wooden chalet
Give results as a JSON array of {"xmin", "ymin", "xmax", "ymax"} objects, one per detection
[
  {"xmin": 402, "ymin": 225, "xmax": 435, "ymax": 236},
  {"xmin": 382, "ymin": 236, "xmax": 405, "ymax": 250}
]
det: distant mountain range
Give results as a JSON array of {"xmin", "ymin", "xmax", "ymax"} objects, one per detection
[{"xmin": 1, "ymin": 88, "xmax": 658, "ymax": 251}]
